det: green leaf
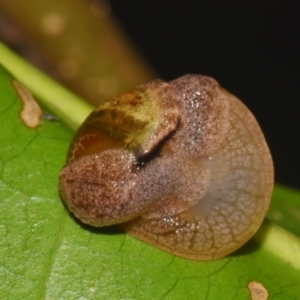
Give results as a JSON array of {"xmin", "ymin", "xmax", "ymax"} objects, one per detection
[{"xmin": 1, "ymin": 49, "xmax": 300, "ymax": 299}]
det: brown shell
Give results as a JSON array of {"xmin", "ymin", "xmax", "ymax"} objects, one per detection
[{"xmin": 59, "ymin": 74, "xmax": 274, "ymax": 260}]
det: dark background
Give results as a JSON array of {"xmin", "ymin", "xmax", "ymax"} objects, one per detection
[{"xmin": 107, "ymin": 1, "xmax": 300, "ymax": 189}]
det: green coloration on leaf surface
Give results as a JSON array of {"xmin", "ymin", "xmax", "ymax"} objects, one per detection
[
  {"xmin": 1, "ymin": 62, "xmax": 300, "ymax": 300},
  {"xmin": 268, "ymin": 185, "xmax": 300, "ymax": 238}
]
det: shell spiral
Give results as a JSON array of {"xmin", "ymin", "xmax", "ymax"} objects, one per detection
[{"xmin": 59, "ymin": 74, "xmax": 274, "ymax": 260}]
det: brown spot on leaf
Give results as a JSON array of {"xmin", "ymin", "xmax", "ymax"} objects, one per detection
[
  {"xmin": 13, "ymin": 80, "xmax": 42, "ymax": 128},
  {"xmin": 248, "ymin": 281, "xmax": 269, "ymax": 300}
]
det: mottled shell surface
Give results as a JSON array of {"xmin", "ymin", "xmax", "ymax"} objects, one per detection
[{"xmin": 59, "ymin": 74, "xmax": 274, "ymax": 260}]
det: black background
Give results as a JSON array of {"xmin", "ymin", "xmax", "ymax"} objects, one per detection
[{"xmin": 107, "ymin": 1, "xmax": 299, "ymax": 189}]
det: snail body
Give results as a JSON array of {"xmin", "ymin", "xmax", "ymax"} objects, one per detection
[{"xmin": 59, "ymin": 74, "xmax": 273, "ymax": 260}]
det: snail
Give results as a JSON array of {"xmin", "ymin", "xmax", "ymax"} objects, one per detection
[{"xmin": 59, "ymin": 74, "xmax": 274, "ymax": 260}]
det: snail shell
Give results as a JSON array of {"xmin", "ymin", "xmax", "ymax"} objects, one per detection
[{"xmin": 59, "ymin": 74, "xmax": 274, "ymax": 260}]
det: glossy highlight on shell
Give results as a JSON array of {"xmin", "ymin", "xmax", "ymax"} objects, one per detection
[{"xmin": 59, "ymin": 74, "xmax": 274, "ymax": 260}]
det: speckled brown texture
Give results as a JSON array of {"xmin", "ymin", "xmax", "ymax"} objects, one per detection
[
  {"xmin": 124, "ymin": 85, "xmax": 273, "ymax": 260},
  {"xmin": 169, "ymin": 74, "xmax": 230, "ymax": 156},
  {"xmin": 59, "ymin": 74, "xmax": 274, "ymax": 260},
  {"xmin": 60, "ymin": 148, "xmax": 210, "ymax": 227}
]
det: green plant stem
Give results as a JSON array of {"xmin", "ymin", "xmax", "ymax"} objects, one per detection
[
  {"xmin": 0, "ymin": 41, "xmax": 93, "ymax": 130},
  {"xmin": 254, "ymin": 219, "xmax": 300, "ymax": 270}
]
